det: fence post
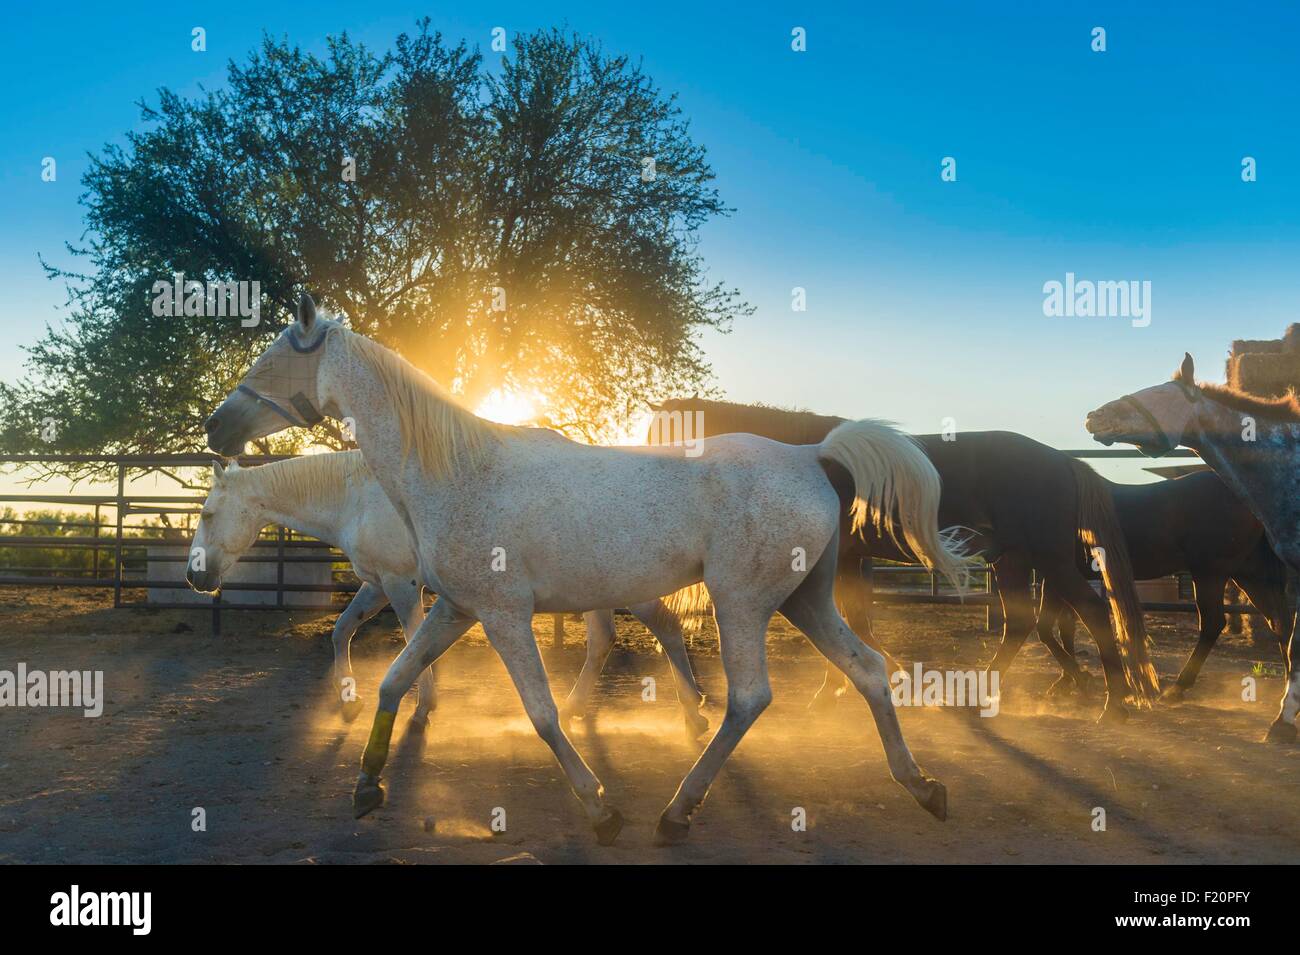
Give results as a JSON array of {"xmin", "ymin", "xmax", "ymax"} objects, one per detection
[
  {"xmin": 276, "ymin": 525, "xmax": 285, "ymax": 608},
  {"xmin": 985, "ymin": 566, "xmax": 1002, "ymax": 634},
  {"xmin": 113, "ymin": 463, "xmax": 125, "ymax": 609},
  {"xmin": 92, "ymin": 503, "xmax": 101, "ymax": 580},
  {"xmin": 551, "ymin": 613, "xmax": 565, "ymax": 651}
]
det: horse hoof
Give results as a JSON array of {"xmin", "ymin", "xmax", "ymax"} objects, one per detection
[
  {"xmin": 1076, "ymin": 674, "xmax": 1102, "ymax": 700},
  {"xmin": 353, "ymin": 775, "xmax": 385, "ymax": 818},
  {"xmin": 918, "ymin": 778, "xmax": 947, "ymax": 821},
  {"xmin": 1096, "ymin": 703, "xmax": 1129, "ymax": 726},
  {"xmin": 1265, "ymin": 720, "xmax": 1297, "ymax": 744},
  {"xmin": 340, "ymin": 699, "xmax": 365, "ymax": 723},
  {"xmin": 1046, "ymin": 677, "xmax": 1075, "ymax": 699},
  {"xmin": 684, "ymin": 711, "xmax": 710, "ymax": 740},
  {"xmin": 1160, "ymin": 685, "xmax": 1186, "ymax": 704},
  {"xmin": 593, "ymin": 808, "xmax": 625, "ymax": 846},
  {"xmin": 653, "ymin": 813, "xmax": 691, "ymax": 847}
]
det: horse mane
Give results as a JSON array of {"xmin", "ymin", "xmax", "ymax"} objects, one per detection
[
  {"xmin": 654, "ymin": 397, "xmax": 845, "ymax": 445},
  {"xmin": 231, "ymin": 450, "xmax": 370, "ymax": 511},
  {"xmin": 335, "ymin": 328, "xmax": 502, "ymax": 478},
  {"xmin": 1177, "ymin": 368, "xmax": 1300, "ymax": 423}
]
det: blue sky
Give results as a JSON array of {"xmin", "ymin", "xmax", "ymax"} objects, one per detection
[{"xmin": 1, "ymin": 1, "xmax": 1297, "ymax": 487}]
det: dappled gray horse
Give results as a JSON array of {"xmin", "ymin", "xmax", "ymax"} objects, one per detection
[
  {"xmin": 204, "ymin": 293, "xmax": 967, "ymax": 845},
  {"xmin": 1087, "ymin": 353, "xmax": 1300, "ymax": 741}
]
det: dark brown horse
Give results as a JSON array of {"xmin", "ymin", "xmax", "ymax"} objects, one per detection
[
  {"xmin": 649, "ymin": 398, "xmax": 1159, "ymax": 722},
  {"xmin": 1035, "ymin": 471, "xmax": 1292, "ymax": 700}
]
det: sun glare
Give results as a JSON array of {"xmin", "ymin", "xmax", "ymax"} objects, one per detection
[{"xmin": 474, "ymin": 388, "xmax": 540, "ymax": 426}]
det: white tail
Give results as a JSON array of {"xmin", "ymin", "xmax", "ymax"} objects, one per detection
[{"xmin": 818, "ymin": 419, "xmax": 969, "ymax": 595}]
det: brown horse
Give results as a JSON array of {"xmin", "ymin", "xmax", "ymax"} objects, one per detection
[
  {"xmin": 1038, "ymin": 470, "xmax": 1292, "ymax": 700},
  {"xmin": 649, "ymin": 398, "xmax": 1158, "ymax": 722}
]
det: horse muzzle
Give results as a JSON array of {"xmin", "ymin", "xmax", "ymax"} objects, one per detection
[{"xmin": 185, "ymin": 566, "xmax": 219, "ymax": 594}]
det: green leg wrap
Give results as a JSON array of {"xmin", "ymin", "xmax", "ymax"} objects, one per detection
[{"xmin": 361, "ymin": 708, "xmax": 397, "ymax": 778}]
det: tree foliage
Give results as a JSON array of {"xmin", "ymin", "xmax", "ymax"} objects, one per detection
[{"xmin": 1, "ymin": 22, "xmax": 746, "ymax": 478}]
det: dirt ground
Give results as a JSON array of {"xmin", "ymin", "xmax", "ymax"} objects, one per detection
[{"xmin": 2, "ymin": 585, "xmax": 1298, "ymax": 864}]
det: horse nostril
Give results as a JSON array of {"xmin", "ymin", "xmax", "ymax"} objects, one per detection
[{"xmin": 205, "ymin": 414, "xmax": 219, "ymax": 434}]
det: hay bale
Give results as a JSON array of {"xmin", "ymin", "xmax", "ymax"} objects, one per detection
[
  {"xmin": 1226, "ymin": 325, "xmax": 1300, "ymax": 396},
  {"xmin": 1228, "ymin": 352, "xmax": 1300, "ymax": 397},
  {"xmin": 1230, "ymin": 338, "xmax": 1284, "ymax": 355}
]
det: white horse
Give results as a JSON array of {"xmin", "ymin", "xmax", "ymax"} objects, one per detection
[
  {"xmin": 205, "ymin": 294, "xmax": 967, "ymax": 846},
  {"xmin": 184, "ymin": 451, "xmax": 709, "ymax": 734}
]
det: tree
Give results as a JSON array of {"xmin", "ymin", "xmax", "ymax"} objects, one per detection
[{"xmin": 1, "ymin": 21, "xmax": 747, "ymax": 479}]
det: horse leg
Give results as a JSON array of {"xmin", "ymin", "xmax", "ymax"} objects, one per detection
[
  {"xmin": 778, "ymin": 549, "xmax": 947, "ymax": 822},
  {"xmin": 353, "ymin": 598, "xmax": 477, "ymax": 818},
  {"xmin": 1041, "ymin": 561, "xmax": 1132, "ymax": 723},
  {"xmin": 810, "ymin": 559, "xmax": 876, "ymax": 712},
  {"xmin": 1036, "ymin": 581, "xmax": 1089, "ymax": 696},
  {"xmin": 1163, "ymin": 573, "xmax": 1227, "ymax": 702},
  {"xmin": 628, "ymin": 599, "xmax": 710, "ymax": 739},
  {"xmin": 1235, "ymin": 573, "xmax": 1294, "ymax": 676},
  {"xmin": 559, "ymin": 609, "xmax": 616, "ymax": 727},
  {"xmin": 383, "ymin": 575, "xmax": 435, "ymax": 725},
  {"xmin": 1267, "ymin": 605, "xmax": 1300, "ymax": 743},
  {"xmin": 654, "ymin": 603, "xmax": 773, "ymax": 845},
  {"xmin": 332, "ymin": 581, "xmax": 390, "ymax": 723},
  {"xmin": 481, "ymin": 610, "xmax": 623, "ymax": 844},
  {"xmin": 983, "ymin": 553, "xmax": 1037, "ymax": 686}
]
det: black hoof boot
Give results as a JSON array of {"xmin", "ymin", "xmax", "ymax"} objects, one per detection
[
  {"xmin": 1265, "ymin": 719, "xmax": 1297, "ymax": 744},
  {"xmin": 653, "ymin": 813, "xmax": 691, "ymax": 847},
  {"xmin": 593, "ymin": 808, "xmax": 625, "ymax": 846},
  {"xmin": 353, "ymin": 773, "xmax": 385, "ymax": 818}
]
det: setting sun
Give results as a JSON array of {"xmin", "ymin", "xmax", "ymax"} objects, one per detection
[{"xmin": 474, "ymin": 388, "xmax": 540, "ymax": 426}]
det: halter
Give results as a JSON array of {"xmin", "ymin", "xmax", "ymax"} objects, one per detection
[
  {"xmin": 236, "ymin": 385, "xmax": 323, "ymax": 427},
  {"xmin": 236, "ymin": 323, "xmax": 328, "ymax": 428},
  {"xmin": 1117, "ymin": 380, "xmax": 1199, "ymax": 457}
]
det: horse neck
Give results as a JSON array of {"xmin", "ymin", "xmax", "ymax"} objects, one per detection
[
  {"xmin": 1183, "ymin": 398, "xmax": 1300, "ymax": 541},
  {"xmin": 320, "ymin": 341, "xmax": 436, "ymax": 520},
  {"xmin": 242, "ymin": 473, "xmax": 344, "ymax": 548}
]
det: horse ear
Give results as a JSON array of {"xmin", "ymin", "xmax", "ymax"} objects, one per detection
[
  {"xmin": 647, "ymin": 400, "xmax": 665, "ymax": 411},
  {"xmin": 212, "ymin": 459, "xmax": 226, "ymax": 483},
  {"xmin": 297, "ymin": 292, "xmax": 317, "ymax": 333},
  {"xmin": 1177, "ymin": 352, "xmax": 1195, "ymax": 383}
]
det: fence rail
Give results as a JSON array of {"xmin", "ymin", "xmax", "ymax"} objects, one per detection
[{"xmin": 0, "ymin": 448, "xmax": 1256, "ymax": 640}]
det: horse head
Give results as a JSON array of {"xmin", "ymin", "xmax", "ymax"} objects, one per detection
[
  {"xmin": 206, "ymin": 292, "xmax": 338, "ymax": 456},
  {"xmin": 1086, "ymin": 353, "xmax": 1201, "ymax": 458}
]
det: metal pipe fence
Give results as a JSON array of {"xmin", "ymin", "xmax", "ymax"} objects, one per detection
[{"xmin": 0, "ymin": 448, "xmax": 1260, "ymax": 640}]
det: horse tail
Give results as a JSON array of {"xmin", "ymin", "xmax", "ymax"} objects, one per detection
[
  {"xmin": 658, "ymin": 583, "xmax": 712, "ymax": 635},
  {"xmin": 817, "ymin": 419, "xmax": 969, "ymax": 595},
  {"xmin": 1068, "ymin": 458, "xmax": 1161, "ymax": 704}
]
